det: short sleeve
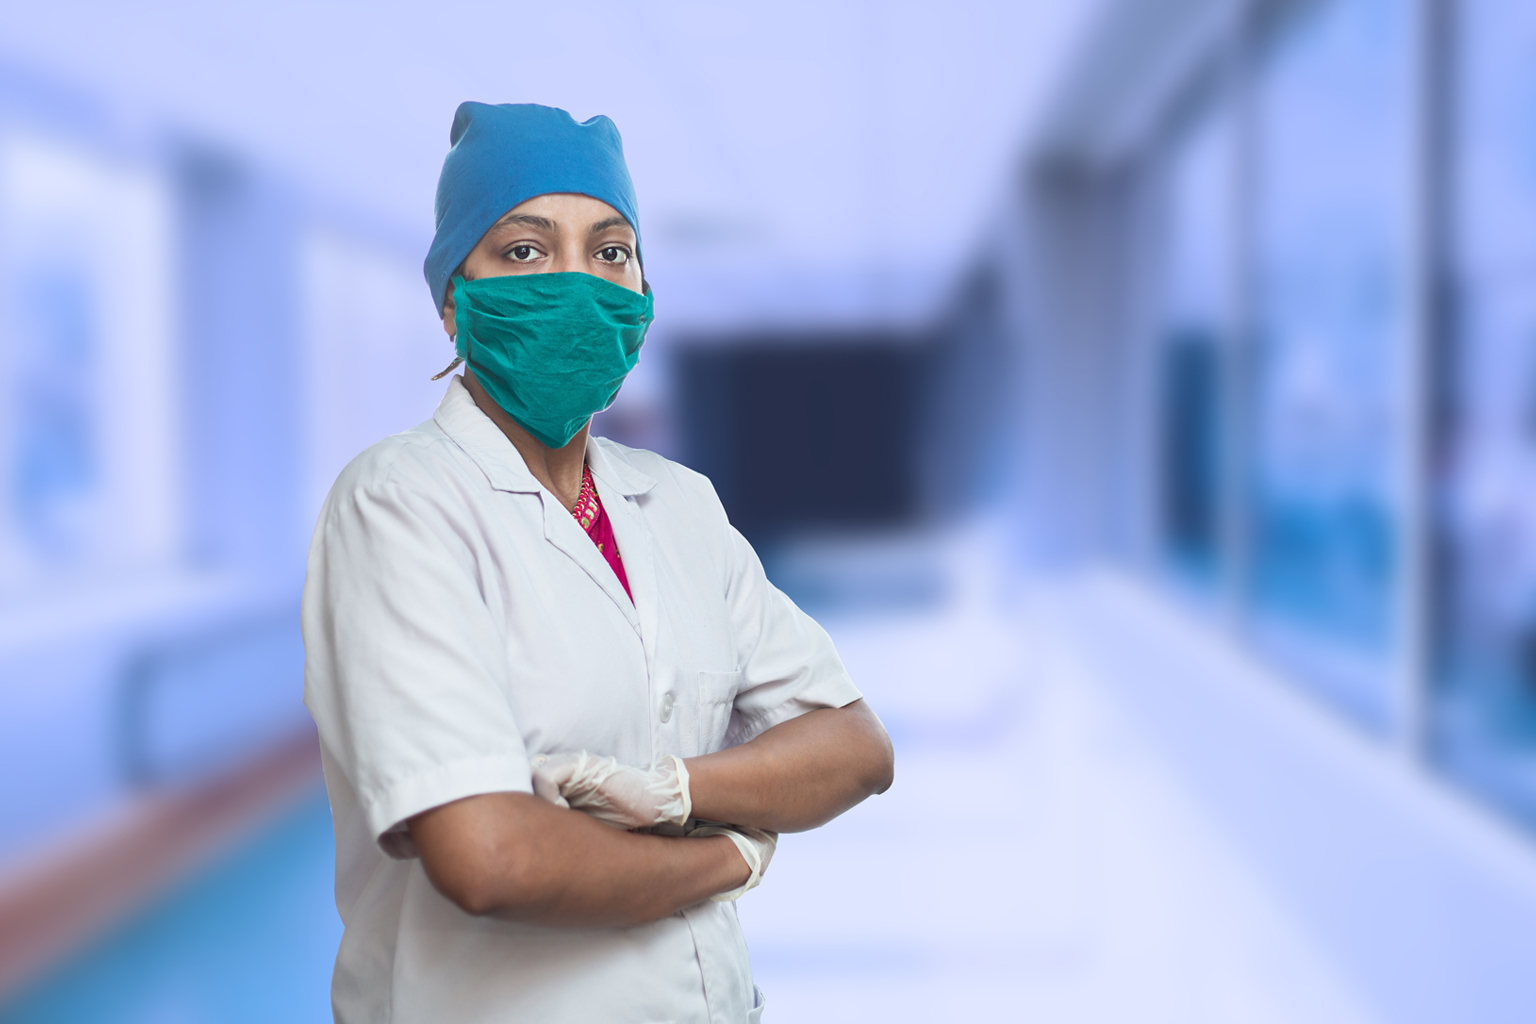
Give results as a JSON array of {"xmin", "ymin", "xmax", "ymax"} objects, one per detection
[
  {"xmin": 722, "ymin": 523, "xmax": 864, "ymax": 746},
  {"xmin": 302, "ymin": 463, "xmax": 531, "ymax": 859}
]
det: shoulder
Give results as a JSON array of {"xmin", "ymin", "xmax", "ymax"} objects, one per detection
[{"xmin": 325, "ymin": 418, "xmax": 481, "ymax": 514}]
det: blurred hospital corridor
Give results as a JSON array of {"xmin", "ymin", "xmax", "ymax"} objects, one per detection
[{"xmin": 6, "ymin": 0, "xmax": 1536, "ymax": 1019}]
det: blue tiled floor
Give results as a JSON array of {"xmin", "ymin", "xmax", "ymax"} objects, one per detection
[{"xmin": 0, "ymin": 787, "xmax": 340, "ymax": 1024}]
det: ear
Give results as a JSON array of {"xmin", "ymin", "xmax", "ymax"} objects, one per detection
[{"xmin": 441, "ymin": 283, "xmax": 457, "ymax": 339}]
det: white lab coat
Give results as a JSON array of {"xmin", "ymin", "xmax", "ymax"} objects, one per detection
[{"xmin": 302, "ymin": 376, "xmax": 862, "ymax": 1024}]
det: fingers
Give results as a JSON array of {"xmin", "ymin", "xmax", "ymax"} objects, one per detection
[
  {"xmin": 563, "ymin": 753, "xmax": 622, "ymax": 803},
  {"xmin": 531, "ymin": 769, "xmax": 570, "ymax": 808},
  {"xmin": 529, "ymin": 753, "xmax": 578, "ymax": 807},
  {"xmin": 529, "ymin": 750, "xmax": 682, "ymax": 829},
  {"xmin": 529, "ymin": 751, "xmax": 622, "ymax": 810}
]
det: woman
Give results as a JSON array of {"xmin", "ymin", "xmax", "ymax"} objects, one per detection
[{"xmin": 303, "ymin": 102, "xmax": 894, "ymax": 1024}]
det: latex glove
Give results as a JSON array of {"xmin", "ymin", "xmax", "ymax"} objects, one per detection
[
  {"xmin": 689, "ymin": 823, "xmax": 778, "ymax": 901},
  {"xmin": 530, "ymin": 751, "xmax": 692, "ymax": 830}
]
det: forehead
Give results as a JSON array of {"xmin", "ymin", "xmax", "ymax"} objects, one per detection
[{"xmin": 488, "ymin": 192, "xmax": 633, "ymax": 234}]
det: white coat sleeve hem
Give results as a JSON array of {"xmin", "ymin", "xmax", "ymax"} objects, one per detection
[
  {"xmin": 733, "ymin": 674, "xmax": 865, "ymax": 746},
  {"xmin": 362, "ymin": 754, "xmax": 534, "ymax": 859}
]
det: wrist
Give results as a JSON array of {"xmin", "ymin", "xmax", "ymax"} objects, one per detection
[{"xmin": 708, "ymin": 834, "xmax": 752, "ymax": 890}]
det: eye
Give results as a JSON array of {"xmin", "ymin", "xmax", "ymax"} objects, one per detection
[
  {"xmin": 508, "ymin": 244, "xmax": 542, "ymax": 262},
  {"xmin": 595, "ymin": 246, "xmax": 630, "ymax": 265}
]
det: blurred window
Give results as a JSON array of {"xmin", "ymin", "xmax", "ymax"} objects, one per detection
[
  {"xmin": 1158, "ymin": 97, "xmax": 1234, "ymax": 582},
  {"xmin": 1247, "ymin": 0, "xmax": 1414, "ymax": 726},
  {"xmin": 0, "ymin": 133, "xmax": 179, "ymax": 602},
  {"xmin": 1434, "ymin": 0, "xmax": 1536, "ymax": 821},
  {"xmin": 300, "ymin": 229, "xmax": 445, "ymax": 521}
]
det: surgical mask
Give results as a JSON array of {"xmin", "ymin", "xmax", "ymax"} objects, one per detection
[{"xmin": 444, "ymin": 271, "xmax": 653, "ymax": 449}]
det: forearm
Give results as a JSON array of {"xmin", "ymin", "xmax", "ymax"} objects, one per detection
[
  {"xmin": 410, "ymin": 792, "xmax": 746, "ymax": 927},
  {"xmin": 685, "ymin": 699, "xmax": 894, "ymax": 832}
]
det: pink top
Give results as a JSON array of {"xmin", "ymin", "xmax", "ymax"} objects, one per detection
[{"xmin": 570, "ymin": 463, "xmax": 632, "ymax": 602}]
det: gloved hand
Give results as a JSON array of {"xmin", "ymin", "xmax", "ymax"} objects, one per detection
[
  {"xmin": 689, "ymin": 823, "xmax": 777, "ymax": 901},
  {"xmin": 530, "ymin": 751, "xmax": 692, "ymax": 830}
]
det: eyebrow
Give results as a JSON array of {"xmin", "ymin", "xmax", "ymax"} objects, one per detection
[
  {"xmin": 588, "ymin": 216, "xmax": 632, "ymax": 236},
  {"xmin": 490, "ymin": 213, "xmax": 633, "ymax": 238},
  {"xmin": 493, "ymin": 213, "xmax": 557, "ymax": 231}
]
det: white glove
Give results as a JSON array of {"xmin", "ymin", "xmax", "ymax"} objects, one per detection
[
  {"xmin": 689, "ymin": 823, "xmax": 778, "ymax": 901},
  {"xmin": 530, "ymin": 751, "xmax": 692, "ymax": 830}
]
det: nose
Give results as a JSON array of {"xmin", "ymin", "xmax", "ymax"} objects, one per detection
[{"xmin": 550, "ymin": 234, "xmax": 586, "ymax": 275}]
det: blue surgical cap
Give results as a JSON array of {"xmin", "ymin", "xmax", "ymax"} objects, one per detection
[{"xmin": 423, "ymin": 102, "xmax": 641, "ymax": 314}]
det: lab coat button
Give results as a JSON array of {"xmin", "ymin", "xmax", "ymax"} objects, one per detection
[{"xmin": 659, "ymin": 693, "xmax": 674, "ymax": 723}]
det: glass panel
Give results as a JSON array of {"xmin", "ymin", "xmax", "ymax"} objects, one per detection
[
  {"xmin": 0, "ymin": 133, "xmax": 179, "ymax": 603},
  {"xmin": 1434, "ymin": 0, "xmax": 1536, "ymax": 823},
  {"xmin": 1158, "ymin": 98, "xmax": 1234, "ymax": 583},
  {"xmin": 1248, "ymin": 0, "xmax": 1414, "ymax": 727}
]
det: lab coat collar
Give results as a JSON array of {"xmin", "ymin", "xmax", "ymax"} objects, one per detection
[
  {"xmin": 433, "ymin": 377, "xmax": 660, "ymax": 499},
  {"xmin": 586, "ymin": 438, "xmax": 660, "ymax": 673},
  {"xmin": 539, "ymin": 482, "xmax": 644, "ymax": 634},
  {"xmin": 434, "ymin": 377, "xmax": 656, "ymax": 647},
  {"xmin": 432, "ymin": 375, "xmax": 544, "ymax": 493},
  {"xmin": 584, "ymin": 435, "xmax": 658, "ymax": 498}
]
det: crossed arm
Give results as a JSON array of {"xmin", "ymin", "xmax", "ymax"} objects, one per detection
[{"xmin": 410, "ymin": 699, "xmax": 894, "ymax": 926}]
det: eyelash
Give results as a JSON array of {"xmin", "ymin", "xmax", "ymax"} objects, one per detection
[{"xmin": 503, "ymin": 244, "xmax": 631, "ymax": 264}]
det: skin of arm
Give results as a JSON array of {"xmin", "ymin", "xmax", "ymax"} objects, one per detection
[
  {"xmin": 685, "ymin": 698, "xmax": 895, "ymax": 833},
  {"xmin": 409, "ymin": 791, "xmax": 748, "ymax": 927}
]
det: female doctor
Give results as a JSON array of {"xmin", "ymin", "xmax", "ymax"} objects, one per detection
[{"xmin": 302, "ymin": 102, "xmax": 894, "ymax": 1024}]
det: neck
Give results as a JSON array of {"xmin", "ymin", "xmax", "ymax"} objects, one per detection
[{"xmin": 463, "ymin": 367, "xmax": 589, "ymax": 510}]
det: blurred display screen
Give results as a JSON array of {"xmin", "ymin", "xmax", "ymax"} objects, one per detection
[{"xmin": 676, "ymin": 335, "xmax": 922, "ymax": 545}]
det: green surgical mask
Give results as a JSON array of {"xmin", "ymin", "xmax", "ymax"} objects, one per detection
[{"xmin": 446, "ymin": 272, "xmax": 653, "ymax": 449}]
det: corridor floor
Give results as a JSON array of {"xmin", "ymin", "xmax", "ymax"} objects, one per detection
[{"xmin": 739, "ymin": 566, "xmax": 1379, "ymax": 1023}]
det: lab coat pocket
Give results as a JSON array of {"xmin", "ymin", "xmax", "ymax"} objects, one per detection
[{"xmin": 695, "ymin": 670, "xmax": 740, "ymax": 755}]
